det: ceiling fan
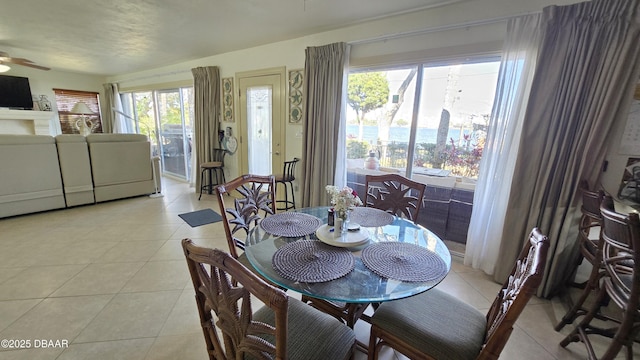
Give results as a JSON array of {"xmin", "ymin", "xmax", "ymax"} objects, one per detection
[{"xmin": 0, "ymin": 51, "xmax": 50, "ymax": 72}]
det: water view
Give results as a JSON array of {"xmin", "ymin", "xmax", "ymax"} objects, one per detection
[{"xmin": 346, "ymin": 125, "xmax": 471, "ymax": 145}]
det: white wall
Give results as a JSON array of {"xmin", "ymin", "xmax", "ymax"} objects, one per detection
[
  {"xmin": 1, "ymin": 66, "xmax": 105, "ymax": 135},
  {"xmin": 601, "ymin": 86, "xmax": 640, "ymax": 197},
  {"xmin": 107, "ymin": 0, "xmax": 584, "ymax": 183}
]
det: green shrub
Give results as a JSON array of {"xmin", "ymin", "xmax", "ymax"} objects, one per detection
[{"xmin": 347, "ymin": 139, "xmax": 369, "ymax": 159}]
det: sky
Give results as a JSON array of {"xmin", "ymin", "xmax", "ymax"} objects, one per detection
[{"xmin": 348, "ymin": 61, "xmax": 501, "ymax": 129}]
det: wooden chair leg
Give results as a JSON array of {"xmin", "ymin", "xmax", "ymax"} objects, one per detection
[
  {"xmin": 198, "ymin": 168, "xmax": 206, "ymax": 200},
  {"xmin": 555, "ymin": 262, "xmax": 602, "ymax": 331},
  {"xmin": 368, "ymin": 326, "xmax": 379, "ymax": 360},
  {"xmin": 284, "ymin": 182, "xmax": 290, "ymax": 210},
  {"xmin": 276, "ymin": 181, "xmax": 295, "ymax": 211},
  {"xmin": 289, "ymin": 181, "xmax": 296, "ymax": 209},
  {"xmin": 560, "ymin": 286, "xmax": 609, "ymax": 356}
]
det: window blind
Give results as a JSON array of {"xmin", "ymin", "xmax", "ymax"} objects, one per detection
[{"xmin": 53, "ymin": 89, "xmax": 102, "ymax": 134}]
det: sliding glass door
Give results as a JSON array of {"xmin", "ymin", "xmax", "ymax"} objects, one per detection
[
  {"xmin": 121, "ymin": 87, "xmax": 194, "ymax": 181},
  {"xmin": 155, "ymin": 89, "xmax": 193, "ymax": 179}
]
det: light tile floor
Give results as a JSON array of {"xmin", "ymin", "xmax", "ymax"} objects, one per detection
[{"xmin": 0, "ymin": 178, "xmax": 637, "ymax": 359}]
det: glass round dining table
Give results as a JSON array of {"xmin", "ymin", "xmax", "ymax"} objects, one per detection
[{"xmin": 245, "ymin": 206, "xmax": 452, "ymax": 304}]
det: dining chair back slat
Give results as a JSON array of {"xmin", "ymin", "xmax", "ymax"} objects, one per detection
[
  {"xmin": 368, "ymin": 228, "xmax": 549, "ymax": 360},
  {"xmin": 215, "ymin": 174, "xmax": 276, "ymax": 259},
  {"xmin": 182, "ymin": 240, "xmax": 356, "ymax": 360},
  {"xmin": 481, "ymin": 228, "xmax": 549, "ymax": 358},
  {"xmin": 364, "ymin": 174, "xmax": 426, "ymax": 223},
  {"xmin": 182, "ymin": 239, "xmax": 284, "ymax": 359}
]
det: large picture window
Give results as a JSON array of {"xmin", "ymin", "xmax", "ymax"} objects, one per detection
[
  {"xmin": 347, "ymin": 60, "xmax": 499, "ymax": 178},
  {"xmin": 346, "ymin": 59, "xmax": 500, "ymax": 249}
]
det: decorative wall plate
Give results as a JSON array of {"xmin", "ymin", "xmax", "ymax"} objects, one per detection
[
  {"xmin": 288, "ymin": 69, "xmax": 303, "ymax": 124},
  {"xmin": 222, "ymin": 77, "xmax": 234, "ymax": 122}
]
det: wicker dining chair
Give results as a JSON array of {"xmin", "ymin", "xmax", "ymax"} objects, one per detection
[
  {"xmin": 368, "ymin": 228, "xmax": 549, "ymax": 360},
  {"xmin": 560, "ymin": 195, "xmax": 640, "ymax": 359},
  {"xmin": 181, "ymin": 239, "xmax": 356, "ymax": 360},
  {"xmin": 215, "ymin": 174, "xmax": 276, "ymax": 267},
  {"xmin": 364, "ymin": 173, "xmax": 426, "ymax": 223}
]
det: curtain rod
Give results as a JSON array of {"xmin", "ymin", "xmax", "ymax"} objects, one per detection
[
  {"xmin": 115, "ymin": 69, "xmax": 192, "ymax": 85},
  {"xmin": 348, "ymin": 11, "xmax": 540, "ymax": 46}
]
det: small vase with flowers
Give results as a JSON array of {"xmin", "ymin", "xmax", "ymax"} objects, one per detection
[{"xmin": 326, "ymin": 185, "xmax": 362, "ymax": 233}]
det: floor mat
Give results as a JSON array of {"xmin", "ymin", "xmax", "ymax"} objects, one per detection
[{"xmin": 178, "ymin": 208, "xmax": 223, "ymax": 227}]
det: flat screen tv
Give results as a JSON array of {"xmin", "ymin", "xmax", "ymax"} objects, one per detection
[{"xmin": 0, "ymin": 75, "xmax": 34, "ymax": 110}]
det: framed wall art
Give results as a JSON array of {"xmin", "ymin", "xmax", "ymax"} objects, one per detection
[
  {"xmin": 288, "ymin": 69, "xmax": 303, "ymax": 124},
  {"xmin": 222, "ymin": 77, "xmax": 234, "ymax": 122}
]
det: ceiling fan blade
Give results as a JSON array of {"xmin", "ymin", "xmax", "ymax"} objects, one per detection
[
  {"xmin": 23, "ymin": 63, "xmax": 51, "ymax": 71},
  {"xmin": 2, "ymin": 57, "xmax": 50, "ymax": 71}
]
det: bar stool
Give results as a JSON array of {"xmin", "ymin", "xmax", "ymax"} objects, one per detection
[
  {"xmin": 198, "ymin": 148, "xmax": 227, "ymax": 200},
  {"xmin": 560, "ymin": 195, "xmax": 640, "ymax": 359},
  {"xmin": 275, "ymin": 158, "xmax": 299, "ymax": 211},
  {"xmin": 555, "ymin": 180, "xmax": 605, "ymax": 331}
]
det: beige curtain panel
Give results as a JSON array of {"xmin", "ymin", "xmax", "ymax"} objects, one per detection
[
  {"xmin": 192, "ymin": 66, "xmax": 221, "ymax": 191},
  {"xmin": 301, "ymin": 42, "xmax": 349, "ymax": 207},
  {"xmin": 101, "ymin": 83, "xmax": 115, "ymax": 134},
  {"xmin": 497, "ymin": 0, "xmax": 640, "ymax": 297}
]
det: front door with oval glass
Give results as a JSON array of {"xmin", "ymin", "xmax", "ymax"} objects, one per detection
[{"xmin": 238, "ymin": 71, "xmax": 284, "ymax": 177}]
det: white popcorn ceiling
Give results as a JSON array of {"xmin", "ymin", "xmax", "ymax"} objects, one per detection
[{"xmin": 0, "ymin": 0, "xmax": 459, "ymax": 76}]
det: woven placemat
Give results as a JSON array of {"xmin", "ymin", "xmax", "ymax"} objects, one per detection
[
  {"xmin": 260, "ymin": 212, "xmax": 323, "ymax": 237},
  {"xmin": 362, "ymin": 242, "xmax": 447, "ymax": 282},
  {"xmin": 350, "ymin": 207, "xmax": 394, "ymax": 227},
  {"xmin": 272, "ymin": 240, "xmax": 355, "ymax": 283}
]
